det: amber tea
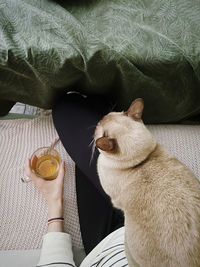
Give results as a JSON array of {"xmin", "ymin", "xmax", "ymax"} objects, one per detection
[{"xmin": 31, "ymin": 147, "xmax": 61, "ymax": 180}]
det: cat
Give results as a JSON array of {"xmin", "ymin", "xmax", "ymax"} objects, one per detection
[{"xmin": 94, "ymin": 98, "xmax": 200, "ymax": 267}]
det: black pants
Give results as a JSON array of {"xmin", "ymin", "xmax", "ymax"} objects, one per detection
[{"xmin": 52, "ymin": 93, "xmax": 124, "ymax": 254}]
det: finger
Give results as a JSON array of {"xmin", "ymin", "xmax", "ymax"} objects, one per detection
[
  {"xmin": 57, "ymin": 161, "xmax": 65, "ymax": 182},
  {"xmin": 25, "ymin": 158, "xmax": 32, "ymax": 177},
  {"xmin": 25, "ymin": 158, "xmax": 41, "ymax": 182}
]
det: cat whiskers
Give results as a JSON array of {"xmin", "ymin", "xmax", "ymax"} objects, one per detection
[
  {"xmin": 87, "ymin": 125, "xmax": 97, "ymax": 130},
  {"xmin": 110, "ymin": 102, "xmax": 117, "ymax": 112},
  {"xmin": 89, "ymin": 138, "xmax": 96, "ymax": 165}
]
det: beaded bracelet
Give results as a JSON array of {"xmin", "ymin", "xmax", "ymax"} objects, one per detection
[{"xmin": 48, "ymin": 217, "xmax": 64, "ymax": 225}]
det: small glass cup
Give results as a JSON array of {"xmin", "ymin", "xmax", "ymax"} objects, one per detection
[{"xmin": 30, "ymin": 147, "xmax": 61, "ymax": 180}]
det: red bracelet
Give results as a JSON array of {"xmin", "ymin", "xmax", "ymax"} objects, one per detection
[{"xmin": 48, "ymin": 217, "xmax": 64, "ymax": 223}]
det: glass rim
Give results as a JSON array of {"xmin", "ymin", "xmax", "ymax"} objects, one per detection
[{"xmin": 31, "ymin": 146, "xmax": 61, "ymax": 178}]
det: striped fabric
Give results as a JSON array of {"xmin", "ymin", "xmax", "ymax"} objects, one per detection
[
  {"xmin": 37, "ymin": 228, "xmax": 129, "ymax": 267},
  {"xmin": 89, "ymin": 228, "xmax": 128, "ymax": 267}
]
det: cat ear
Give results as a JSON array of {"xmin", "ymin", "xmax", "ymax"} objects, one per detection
[
  {"xmin": 125, "ymin": 98, "xmax": 144, "ymax": 120},
  {"xmin": 96, "ymin": 137, "xmax": 116, "ymax": 152}
]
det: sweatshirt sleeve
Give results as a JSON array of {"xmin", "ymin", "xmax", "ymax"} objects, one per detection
[{"xmin": 36, "ymin": 232, "xmax": 76, "ymax": 267}]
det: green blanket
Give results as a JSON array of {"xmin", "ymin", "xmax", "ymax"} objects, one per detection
[{"xmin": 0, "ymin": 0, "xmax": 200, "ymax": 123}]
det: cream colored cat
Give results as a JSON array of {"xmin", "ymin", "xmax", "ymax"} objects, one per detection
[{"xmin": 94, "ymin": 98, "xmax": 200, "ymax": 267}]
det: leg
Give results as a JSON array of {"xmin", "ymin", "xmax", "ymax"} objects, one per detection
[
  {"xmin": 53, "ymin": 93, "xmax": 111, "ymax": 198},
  {"xmin": 52, "ymin": 93, "xmax": 124, "ymax": 253}
]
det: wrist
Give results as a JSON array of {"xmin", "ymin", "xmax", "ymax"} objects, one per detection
[
  {"xmin": 48, "ymin": 220, "xmax": 64, "ymax": 232},
  {"xmin": 48, "ymin": 201, "xmax": 63, "ymax": 219}
]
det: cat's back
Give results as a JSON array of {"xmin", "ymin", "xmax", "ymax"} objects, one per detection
[
  {"xmin": 126, "ymin": 144, "xmax": 200, "ymax": 266},
  {"xmin": 124, "ymin": 144, "xmax": 200, "ymax": 207},
  {"xmin": 131, "ymin": 144, "xmax": 200, "ymax": 229},
  {"xmin": 139, "ymin": 144, "xmax": 200, "ymax": 199}
]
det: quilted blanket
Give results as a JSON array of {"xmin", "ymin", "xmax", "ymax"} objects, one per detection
[{"xmin": 0, "ymin": 0, "xmax": 200, "ymax": 123}]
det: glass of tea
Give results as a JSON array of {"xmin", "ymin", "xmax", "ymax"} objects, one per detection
[{"xmin": 30, "ymin": 147, "xmax": 61, "ymax": 180}]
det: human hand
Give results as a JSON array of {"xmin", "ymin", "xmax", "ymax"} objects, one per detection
[{"xmin": 25, "ymin": 158, "xmax": 65, "ymax": 218}]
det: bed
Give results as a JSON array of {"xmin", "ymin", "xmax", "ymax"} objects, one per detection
[
  {"xmin": 0, "ymin": 0, "xmax": 200, "ymax": 123},
  {"xmin": 0, "ymin": 0, "xmax": 200, "ymax": 265}
]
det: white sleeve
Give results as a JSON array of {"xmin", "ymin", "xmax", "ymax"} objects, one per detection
[{"xmin": 37, "ymin": 232, "xmax": 76, "ymax": 267}]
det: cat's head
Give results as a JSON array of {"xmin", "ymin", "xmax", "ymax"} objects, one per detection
[{"xmin": 94, "ymin": 98, "xmax": 156, "ymax": 163}]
